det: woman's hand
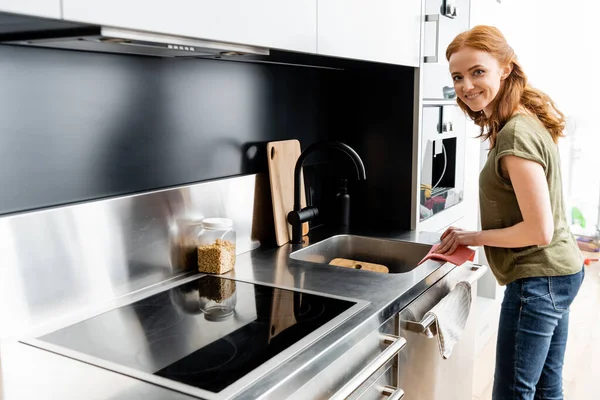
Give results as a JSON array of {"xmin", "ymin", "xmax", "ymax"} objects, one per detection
[{"xmin": 436, "ymin": 226, "xmax": 481, "ymax": 255}]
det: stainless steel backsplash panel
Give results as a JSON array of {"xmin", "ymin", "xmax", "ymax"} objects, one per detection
[{"xmin": 0, "ymin": 173, "xmax": 274, "ymax": 339}]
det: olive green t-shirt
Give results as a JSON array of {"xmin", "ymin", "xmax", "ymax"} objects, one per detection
[{"xmin": 479, "ymin": 113, "xmax": 583, "ymax": 286}]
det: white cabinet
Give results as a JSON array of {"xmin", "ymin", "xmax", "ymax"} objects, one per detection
[
  {"xmin": 0, "ymin": 0, "xmax": 60, "ymax": 19},
  {"xmin": 59, "ymin": 0, "xmax": 423, "ymax": 64},
  {"xmin": 317, "ymin": 0, "xmax": 421, "ymax": 66},
  {"xmin": 62, "ymin": 0, "xmax": 317, "ymax": 53},
  {"xmin": 421, "ymin": 0, "xmax": 471, "ymax": 99}
]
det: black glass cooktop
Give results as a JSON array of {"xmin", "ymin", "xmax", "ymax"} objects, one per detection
[{"xmin": 34, "ymin": 276, "xmax": 357, "ymax": 396}]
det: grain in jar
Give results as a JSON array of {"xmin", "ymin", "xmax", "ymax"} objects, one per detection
[{"xmin": 197, "ymin": 218, "xmax": 236, "ymax": 274}]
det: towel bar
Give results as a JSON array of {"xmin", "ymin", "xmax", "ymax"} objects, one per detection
[{"xmin": 401, "ymin": 263, "xmax": 487, "ymax": 337}]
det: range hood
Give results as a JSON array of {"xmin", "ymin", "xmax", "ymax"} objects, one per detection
[
  {"xmin": 0, "ymin": 13, "xmax": 269, "ymax": 58},
  {"xmin": 0, "ymin": 12, "xmax": 350, "ymax": 70}
]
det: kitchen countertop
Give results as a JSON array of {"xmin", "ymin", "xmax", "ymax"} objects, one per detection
[{"xmin": 0, "ymin": 228, "xmax": 448, "ymax": 400}]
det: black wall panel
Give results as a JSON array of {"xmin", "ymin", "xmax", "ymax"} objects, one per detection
[{"xmin": 0, "ymin": 44, "xmax": 415, "ymax": 230}]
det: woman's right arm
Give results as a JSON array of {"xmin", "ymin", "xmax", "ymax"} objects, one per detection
[
  {"xmin": 437, "ymin": 154, "xmax": 553, "ymax": 254},
  {"xmin": 478, "ymin": 154, "xmax": 554, "ymax": 247}
]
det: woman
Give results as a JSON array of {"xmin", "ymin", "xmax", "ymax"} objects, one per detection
[{"xmin": 435, "ymin": 25, "xmax": 584, "ymax": 400}]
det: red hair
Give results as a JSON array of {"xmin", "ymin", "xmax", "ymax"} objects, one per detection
[{"xmin": 446, "ymin": 25, "xmax": 565, "ymax": 146}]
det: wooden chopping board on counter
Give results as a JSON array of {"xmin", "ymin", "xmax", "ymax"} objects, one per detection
[
  {"xmin": 329, "ymin": 258, "xmax": 389, "ymax": 273},
  {"xmin": 267, "ymin": 140, "xmax": 309, "ymax": 246}
]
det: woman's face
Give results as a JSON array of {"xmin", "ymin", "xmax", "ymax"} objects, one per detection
[{"xmin": 449, "ymin": 47, "xmax": 511, "ymax": 116}]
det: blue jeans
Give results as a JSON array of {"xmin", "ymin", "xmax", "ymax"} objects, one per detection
[{"xmin": 493, "ymin": 267, "xmax": 585, "ymax": 400}]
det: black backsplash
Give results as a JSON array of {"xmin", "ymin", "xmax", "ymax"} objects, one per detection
[{"xmin": 0, "ymin": 44, "xmax": 415, "ymax": 230}]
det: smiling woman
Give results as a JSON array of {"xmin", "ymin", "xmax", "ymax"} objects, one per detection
[
  {"xmin": 436, "ymin": 25, "xmax": 585, "ymax": 400},
  {"xmin": 449, "ymin": 52, "xmax": 508, "ymax": 117}
]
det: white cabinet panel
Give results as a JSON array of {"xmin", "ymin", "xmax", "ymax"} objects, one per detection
[
  {"xmin": 422, "ymin": 0, "xmax": 471, "ymax": 99},
  {"xmin": 0, "ymin": 0, "xmax": 60, "ymax": 19},
  {"xmin": 62, "ymin": 1, "xmax": 317, "ymax": 53},
  {"xmin": 318, "ymin": 0, "xmax": 421, "ymax": 66}
]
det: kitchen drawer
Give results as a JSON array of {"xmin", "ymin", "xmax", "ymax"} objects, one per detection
[
  {"xmin": 356, "ymin": 363, "xmax": 402, "ymax": 400},
  {"xmin": 290, "ymin": 316, "xmax": 403, "ymax": 400},
  {"xmin": 327, "ymin": 318, "xmax": 405, "ymax": 400}
]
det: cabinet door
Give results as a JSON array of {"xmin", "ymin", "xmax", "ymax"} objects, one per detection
[
  {"xmin": 62, "ymin": 0, "xmax": 317, "ymax": 53},
  {"xmin": 0, "ymin": 0, "xmax": 60, "ymax": 18},
  {"xmin": 397, "ymin": 264, "xmax": 480, "ymax": 400},
  {"xmin": 318, "ymin": 0, "xmax": 421, "ymax": 66},
  {"xmin": 422, "ymin": 0, "xmax": 471, "ymax": 99}
]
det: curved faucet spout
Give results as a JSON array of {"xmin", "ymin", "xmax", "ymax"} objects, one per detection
[
  {"xmin": 293, "ymin": 141, "xmax": 366, "ymax": 212},
  {"xmin": 288, "ymin": 140, "xmax": 367, "ymax": 244}
]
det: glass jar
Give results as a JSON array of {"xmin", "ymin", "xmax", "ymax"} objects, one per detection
[
  {"xmin": 197, "ymin": 217, "xmax": 236, "ymax": 274},
  {"xmin": 196, "ymin": 276, "xmax": 237, "ymax": 321},
  {"xmin": 199, "ymin": 292, "xmax": 237, "ymax": 321}
]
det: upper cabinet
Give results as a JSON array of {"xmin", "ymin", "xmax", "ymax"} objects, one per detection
[
  {"xmin": 61, "ymin": 0, "xmax": 318, "ymax": 53},
  {"xmin": 3, "ymin": 1, "xmax": 425, "ymax": 66},
  {"xmin": 421, "ymin": 0, "xmax": 471, "ymax": 99},
  {"xmin": 317, "ymin": 0, "xmax": 422, "ymax": 66},
  {"xmin": 0, "ymin": 0, "xmax": 60, "ymax": 19}
]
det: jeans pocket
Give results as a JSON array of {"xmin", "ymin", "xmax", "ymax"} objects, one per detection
[
  {"xmin": 549, "ymin": 268, "xmax": 584, "ymax": 311},
  {"xmin": 520, "ymin": 277, "xmax": 551, "ymax": 302}
]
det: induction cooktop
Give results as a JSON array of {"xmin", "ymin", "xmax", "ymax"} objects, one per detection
[{"xmin": 22, "ymin": 275, "xmax": 368, "ymax": 399}]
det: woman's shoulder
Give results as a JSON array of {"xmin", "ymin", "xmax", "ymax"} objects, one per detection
[
  {"xmin": 499, "ymin": 113, "xmax": 549, "ymax": 144},
  {"xmin": 514, "ymin": 112, "xmax": 547, "ymax": 129},
  {"xmin": 495, "ymin": 113, "xmax": 553, "ymax": 163}
]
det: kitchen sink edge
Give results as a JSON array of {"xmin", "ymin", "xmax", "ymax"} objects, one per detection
[{"xmin": 289, "ymin": 233, "xmax": 435, "ymax": 275}]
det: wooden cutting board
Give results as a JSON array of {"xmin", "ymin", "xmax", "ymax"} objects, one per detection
[
  {"xmin": 267, "ymin": 140, "xmax": 309, "ymax": 246},
  {"xmin": 329, "ymin": 258, "xmax": 389, "ymax": 273}
]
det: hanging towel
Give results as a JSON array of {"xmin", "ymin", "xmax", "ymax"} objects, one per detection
[{"xmin": 424, "ymin": 281, "xmax": 472, "ymax": 359}]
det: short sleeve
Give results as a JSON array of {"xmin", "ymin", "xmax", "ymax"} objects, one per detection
[{"xmin": 493, "ymin": 120, "xmax": 548, "ymax": 184}]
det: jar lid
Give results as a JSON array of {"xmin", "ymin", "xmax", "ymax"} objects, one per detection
[{"xmin": 202, "ymin": 217, "xmax": 233, "ymax": 230}]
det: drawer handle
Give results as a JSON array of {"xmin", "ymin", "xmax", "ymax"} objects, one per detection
[
  {"xmin": 402, "ymin": 264, "xmax": 487, "ymax": 337},
  {"xmin": 383, "ymin": 385, "xmax": 405, "ymax": 400},
  {"xmin": 424, "ymin": 14, "xmax": 440, "ymax": 63},
  {"xmin": 329, "ymin": 334, "xmax": 407, "ymax": 400}
]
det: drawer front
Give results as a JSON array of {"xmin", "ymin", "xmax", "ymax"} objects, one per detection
[
  {"xmin": 290, "ymin": 316, "xmax": 400, "ymax": 400},
  {"xmin": 356, "ymin": 363, "xmax": 398, "ymax": 400},
  {"xmin": 329, "ymin": 318, "xmax": 405, "ymax": 400}
]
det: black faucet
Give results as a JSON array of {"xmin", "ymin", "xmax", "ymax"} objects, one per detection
[{"xmin": 287, "ymin": 141, "xmax": 367, "ymax": 244}]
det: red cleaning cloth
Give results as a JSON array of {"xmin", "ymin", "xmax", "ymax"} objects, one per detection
[{"xmin": 418, "ymin": 243, "xmax": 476, "ymax": 266}]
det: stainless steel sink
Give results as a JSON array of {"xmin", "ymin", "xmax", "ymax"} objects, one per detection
[{"xmin": 289, "ymin": 234, "xmax": 434, "ymax": 274}]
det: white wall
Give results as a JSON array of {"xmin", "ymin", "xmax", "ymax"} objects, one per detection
[{"xmin": 497, "ymin": 0, "xmax": 600, "ymax": 234}]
